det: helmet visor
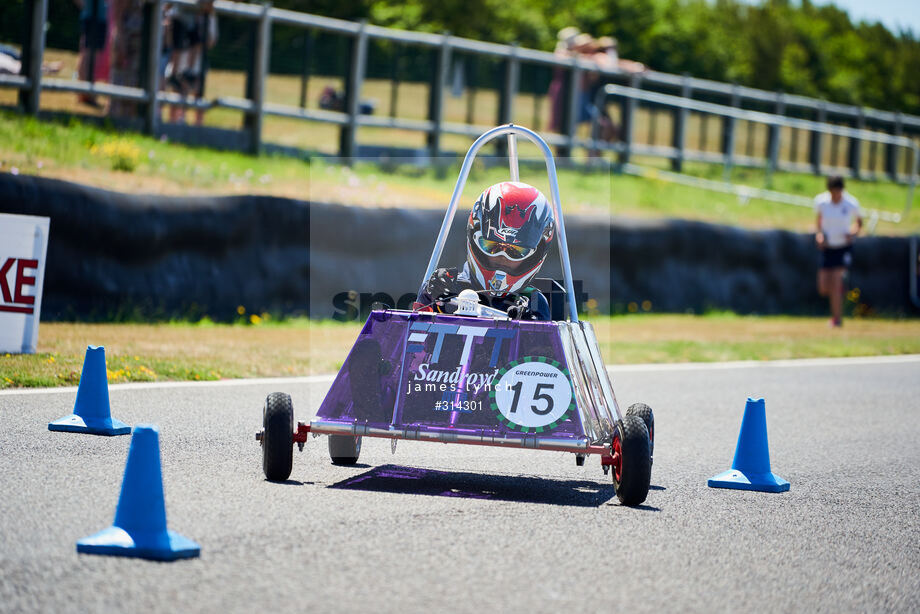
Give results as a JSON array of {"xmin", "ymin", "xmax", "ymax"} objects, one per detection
[{"xmin": 476, "ymin": 235, "xmax": 534, "ymax": 261}]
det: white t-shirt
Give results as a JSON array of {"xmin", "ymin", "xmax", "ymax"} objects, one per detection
[{"xmin": 815, "ymin": 191, "xmax": 862, "ymax": 248}]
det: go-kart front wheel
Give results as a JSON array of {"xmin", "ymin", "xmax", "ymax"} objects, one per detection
[
  {"xmin": 612, "ymin": 415, "xmax": 651, "ymax": 505},
  {"xmin": 262, "ymin": 392, "xmax": 294, "ymax": 482},
  {"xmin": 328, "ymin": 435, "xmax": 362, "ymax": 465}
]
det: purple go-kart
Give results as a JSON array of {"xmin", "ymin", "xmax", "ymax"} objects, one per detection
[{"xmin": 255, "ymin": 124, "xmax": 654, "ymax": 505}]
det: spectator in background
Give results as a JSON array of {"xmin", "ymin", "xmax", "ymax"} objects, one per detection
[
  {"xmin": 548, "ymin": 28, "xmax": 647, "ymax": 155},
  {"xmin": 570, "ymin": 33, "xmax": 609, "ymax": 154},
  {"xmin": 159, "ymin": 3, "xmax": 173, "ymax": 86},
  {"xmin": 165, "ymin": 0, "xmax": 217, "ymax": 125},
  {"xmin": 589, "ymin": 36, "xmax": 646, "ymax": 153},
  {"xmin": 75, "ymin": 0, "xmax": 110, "ymax": 108},
  {"xmin": 594, "ymin": 36, "xmax": 646, "ymax": 75},
  {"xmin": 548, "ymin": 26, "xmax": 580, "ymax": 134},
  {"xmin": 815, "ymin": 175, "xmax": 863, "ymax": 328},
  {"xmin": 164, "ymin": 2, "xmax": 189, "ymax": 122},
  {"xmin": 188, "ymin": 0, "xmax": 218, "ymax": 126},
  {"xmin": 109, "ymin": 0, "xmax": 145, "ymax": 118}
]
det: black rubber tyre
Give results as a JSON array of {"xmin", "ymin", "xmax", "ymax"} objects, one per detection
[
  {"xmin": 626, "ymin": 402, "xmax": 655, "ymax": 464},
  {"xmin": 575, "ymin": 454, "xmax": 586, "ymax": 467},
  {"xmin": 262, "ymin": 392, "xmax": 294, "ymax": 482},
  {"xmin": 612, "ymin": 415, "xmax": 652, "ymax": 506},
  {"xmin": 328, "ymin": 435, "xmax": 362, "ymax": 465}
]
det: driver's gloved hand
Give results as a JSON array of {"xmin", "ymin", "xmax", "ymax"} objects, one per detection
[
  {"xmin": 427, "ymin": 268, "xmax": 457, "ymax": 300},
  {"xmin": 507, "ymin": 292, "xmax": 551, "ymax": 321},
  {"xmin": 506, "ymin": 295, "xmax": 531, "ymax": 320}
]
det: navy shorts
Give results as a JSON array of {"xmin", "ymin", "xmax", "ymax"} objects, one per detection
[{"xmin": 820, "ymin": 246, "xmax": 852, "ymax": 269}]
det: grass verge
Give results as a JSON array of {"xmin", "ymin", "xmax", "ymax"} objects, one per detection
[{"xmin": 2, "ymin": 314, "xmax": 918, "ymax": 389}]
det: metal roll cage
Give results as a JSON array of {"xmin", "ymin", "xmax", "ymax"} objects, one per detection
[{"xmin": 415, "ymin": 124, "xmax": 581, "ymax": 322}]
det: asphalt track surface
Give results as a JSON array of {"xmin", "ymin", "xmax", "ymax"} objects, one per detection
[{"xmin": 2, "ymin": 356, "xmax": 919, "ymax": 613}]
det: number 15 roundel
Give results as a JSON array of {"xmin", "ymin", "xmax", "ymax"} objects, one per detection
[{"xmin": 489, "ymin": 357, "xmax": 575, "ymax": 432}]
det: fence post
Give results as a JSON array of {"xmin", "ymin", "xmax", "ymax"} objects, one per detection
[
  {"xmin": 721, "ymin": 83, "xmax": 739, "ymax": 180},
  {"xmin": 298, "ymin": 30, "xmax": 315, "ymax": 109},
  {"xmin": 886, "ymin": 112, "xmax": 903, "ymax": 181},
  {"xmin": 619, "ymin": 72, "xmax": 641, "ymax": 166},
  {"xmin": 465, "ymin": 56, "xmax": 478, "ymax": 126},
  {"xmin": 848, "ymin": 107, "xmax": 865, "ymax": 179},
  {"xmin": 244, "ymin": 3, "xmax": 272, "ymax": 155},
  {"xmin": 671, "ymin": 73, "xmax": 691, "ymax": 172},
  {"xmin": 766, "ymin": 92, "xmax": 784, "ymax": 185},
  {"xmin": 18, "ymin": 0, "xmax": 48, "ymax": 114},
  {"xmin": 495, "ymin": 43, "xmax": 520, "ymax": 157},
  {"xmin": 143, "ymin": 0, "xmax": 164, "ymax": 136},
  {"xmin": 809, "ymin": 102, "xmax": 826, "ymax": 175},
  {"xmin": 767, "ymin": 92, "xmax": 784, "ymax": 161},
  {"xmin": 340, "ymin": 20, "xmax": 368, "ymax": 160},
  {"xmin": 389, "ymin": 43, "xmax": 401, "ymax": 119},
  {"xmin": 427, "ymin": 34, "xmax": 451, "ymax": 160}
]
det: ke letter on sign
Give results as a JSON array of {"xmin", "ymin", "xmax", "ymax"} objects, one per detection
[{"xmin": 0, "ymin": 213, "xmax": 50, "ymax": 354}]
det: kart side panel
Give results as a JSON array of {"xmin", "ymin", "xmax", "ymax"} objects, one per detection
[{"xmin": 314, "ymin": 311, "xmax": 408, "ymax": 427}]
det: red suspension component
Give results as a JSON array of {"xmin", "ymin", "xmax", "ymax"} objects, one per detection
[
  {"xmin": 599, "ymin": 440, "xmax": 618, "ymax": 479},
  {"xmin": 293, "ymin": 421, "xmax": 310, "ymax": 444}
]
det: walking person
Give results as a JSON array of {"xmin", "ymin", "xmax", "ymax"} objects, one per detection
[{"xmin": 815, "ymin": 175, "xmax": 863, "ymax": 327}]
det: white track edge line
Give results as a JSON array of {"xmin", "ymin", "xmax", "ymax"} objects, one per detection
[
  {"xmin": 607, "ymin": 353, "xmax": 920, "ymax": 372},
  {"xmin": 1, "ymin": 354, "xmax": 918, "ymax": 397},
  {"xmin": 0, "ymin": 374, "xmax": 337, "ymax": 396}
]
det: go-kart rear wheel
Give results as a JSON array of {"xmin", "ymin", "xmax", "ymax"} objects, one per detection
[
  {"xmin": 612, "ymin": 415, "xmax": 651, "ymax": 506},
  {"xmin": 262, "ymin": 392, "xmax": 294, "ymax": 482},
  {"xmin": 626, "ymin": 402, "xmax": 655, "ymax": 464},
  {"xmin": 328, "ymin": 435, "xmax": 362, "ymax": 465}
]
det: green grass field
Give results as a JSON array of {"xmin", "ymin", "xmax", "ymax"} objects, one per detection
[
  {"xmin": 2, "ymin": 110, "xmax": 918, "ymax": 235},
  {"xmin": 2, "ymin": 314, "xmax": 919, "ymax": 388}
]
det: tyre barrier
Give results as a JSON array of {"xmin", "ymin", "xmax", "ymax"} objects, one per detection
[{"xmin": 0, "ymin": 173, "xmax": 914, "ymax": 319}]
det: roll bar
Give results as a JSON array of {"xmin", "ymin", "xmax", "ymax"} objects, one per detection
[{"xmin": 415, "ymin": 124, "xmax": 580, "ymax": 322}]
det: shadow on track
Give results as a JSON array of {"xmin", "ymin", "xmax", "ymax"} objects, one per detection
[{"xmin": 328, "ymin": 463, "xmax": 616, "ymax": 507}]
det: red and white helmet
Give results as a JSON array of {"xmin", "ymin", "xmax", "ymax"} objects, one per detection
[{"xmin": 466, "ymin": 181, "xmax": 555, "ymax": 293}]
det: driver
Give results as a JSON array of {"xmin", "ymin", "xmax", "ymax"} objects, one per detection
[{"xmin": 416, "ymin": 181, "xmax": 554, "ymax": 321}]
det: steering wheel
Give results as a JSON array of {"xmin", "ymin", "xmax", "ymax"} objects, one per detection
[{"xmin": 437, "ymin": 289, "xmax": 515, "ymax": 320}]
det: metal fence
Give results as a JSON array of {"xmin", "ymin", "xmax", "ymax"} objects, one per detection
[
  {"xmin": 600, "ymin": 84, "xmax": 918, "ymax": 221},
  {"xmin": 3, "ymin": 0, "xmax": 920, "ymax": 185},
  {"xmin": 599, "ymin": 82, "xmax": 920, "ymax": 183}
]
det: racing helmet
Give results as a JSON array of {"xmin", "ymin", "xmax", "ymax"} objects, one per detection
[{"xmin": 466, "ymin": 181, "xmax": 555, "ymax": 293}]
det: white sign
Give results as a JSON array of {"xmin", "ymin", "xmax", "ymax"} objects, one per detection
[
  {"xmin": 0, "ymin": 213, "xmax": 50, "ymax": 354},
  {"xmin": 492, "ymin": 358, "xmax": 573, "ymax": 430}
]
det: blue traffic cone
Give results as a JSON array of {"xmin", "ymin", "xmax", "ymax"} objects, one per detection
[
  {"xmin": 48, "ymin": 346, "xmax": 130, "ymax": 435},
  {"xmin": 77, "ymin": 424, "xmax": 200, "ymax": 561},
  {"xmin": 708, "ymin": 397, "xmax": 789, "ymax": 493}
]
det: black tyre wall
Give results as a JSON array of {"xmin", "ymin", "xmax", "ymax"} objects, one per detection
[{"xmin": 0, "ymin": 173, "xmax": 913, "ymax": 320}]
